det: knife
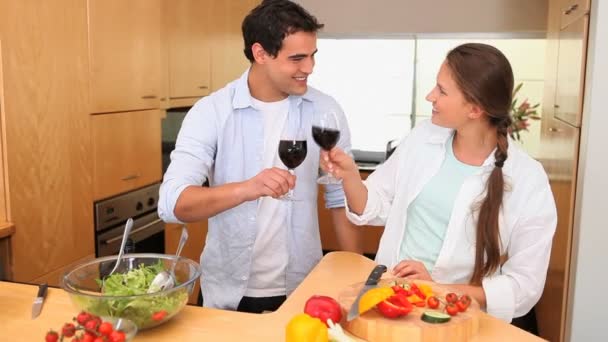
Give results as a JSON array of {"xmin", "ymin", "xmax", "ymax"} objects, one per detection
[
  {"xmin": 31, "ymin": 283, "xmax": 48, "ymax": 319},
  {"xmin": 347, "ymin": 264, "xmax": 387, "ymax": 321}
]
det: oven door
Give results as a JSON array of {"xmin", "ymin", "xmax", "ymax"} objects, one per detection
[{"xmin": 96, "ymin": 211, "xmax": 165, "ymax": 257}]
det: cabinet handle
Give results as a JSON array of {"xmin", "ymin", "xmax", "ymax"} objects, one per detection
[
  {"xmin": 141, "ymin": 95, "xmax": 158, "ymax": 99},
  {"xmin": 198, "ymin": 85, "xmax": 209, "ymax": 89},
  {"xmin": 160, "ymin": 97, "xmax": 166, "ymax": 101},
  {"xmin": 121, "ymin": 174, "xmax": 140, "ymax": 181},
  {"xmin": 554, "ymin": 104, "xmax": 560, "ymax": 108},
  {"xmin": 548, "ymin": 127, "xmax": 563, "ymax": 133},
  {"xmin": 564, "ymin": 4, "xmax": 579, "ymax": 15}
]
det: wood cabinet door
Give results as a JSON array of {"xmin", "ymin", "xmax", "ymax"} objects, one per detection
[
  {"xmin": 559, "ymin": 0, "xmax": 590, "ymax": 29},
  {"xmin": 554, "ymin": 14, "xmax": 589, "ymax": 127},
  {"xmin": 92, "ymin": 110, "xmax": 162, "ymax": 200},
  {"xmin": 535, "ymin": 118, "xmax": 580, "ymax": 342},
  {"xmin": 164, "ymin": 0, "xmax": 211, "ymax": 99},
  {"xmin": 88, "ymin": 0, "xmax": 162, "ymax": 113},
  {"xmin": 209, "ymin": 0, "xmax": 259, "ymax": 91}
]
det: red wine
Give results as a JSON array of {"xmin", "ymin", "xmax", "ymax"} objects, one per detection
[
  {"xmin": 312, "ymin": 126, "xmax": 340, "ymax": 151},
  {"xmin": 278, "ymin": 140, "xmax": 307, "ymax": 169}
]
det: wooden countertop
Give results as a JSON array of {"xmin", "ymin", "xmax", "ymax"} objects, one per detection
[
  {"xmin": 1, "ymin": 252, "xmax": 544, "ymax": 341},
  {"xmin": 0, "ymin": 222, "xmax": 15, "ymax": 239}
]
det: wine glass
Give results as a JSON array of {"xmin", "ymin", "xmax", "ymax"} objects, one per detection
[
  {"xmin": 278, "ymin": 120, "xmax": 307, "ymax": 201},
  {"xmin": 312, "ymin": 109, "xmax": 342, "ymax": 184}
]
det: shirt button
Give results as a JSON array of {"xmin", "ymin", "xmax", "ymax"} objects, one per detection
[
  {"xmin": 241, "ymin": 276, "xmax": 247, "ymax": 281},
  {"xmin": 247, "ymin": 247, "xmax": 252, "ymax": 251}
]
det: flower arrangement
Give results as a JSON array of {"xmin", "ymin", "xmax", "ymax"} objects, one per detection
[{"xmin": 509, "ymin": 83, "xmax": 540, "ymax": 141}]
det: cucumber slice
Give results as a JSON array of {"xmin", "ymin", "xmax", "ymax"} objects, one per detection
[{"xmin": 421, "ymin": 311, "xmax": 451, "ymax": 324}]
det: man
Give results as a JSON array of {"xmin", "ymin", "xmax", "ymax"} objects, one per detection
[{"xmin": 158, "ymin": 0, "xmax": 359, "ymax": 313}]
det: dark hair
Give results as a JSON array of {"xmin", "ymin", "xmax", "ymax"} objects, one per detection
[
  {"xmin": 242, "ymin": 0, "xmax": 324, "ymax": 62},
  {"xmin": 445, "ymin": 43, "xmax": 514, "ymax": 285}
]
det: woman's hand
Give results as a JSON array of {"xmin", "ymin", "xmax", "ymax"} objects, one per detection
[
  {"xmin": 320, "ymin": 147, "xmax": 359, "ymax": 181},
  {"xmin": 392, "ymin": 260, "xmax": 432, "ymax": 281}
]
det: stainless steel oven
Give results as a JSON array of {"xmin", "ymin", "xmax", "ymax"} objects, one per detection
[{"xmin": 94, "ymin": 183, "xmax": 165, "ymax": 257}]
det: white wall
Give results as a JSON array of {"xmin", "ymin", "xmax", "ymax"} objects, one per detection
[
  {"xmin": 567, "ymin": 1, "xmax": 608, "ymax": 341},
  {"xmin": 296, "ymin": 0, "xmax": 547, "ymax": 35}
]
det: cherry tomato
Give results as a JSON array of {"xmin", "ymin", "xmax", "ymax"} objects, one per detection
[
  {"xmin": 109, "ymin": 330, "xmax": 126, "ymax": 342},
  {"xmin": 94, "ymin": 338, "xmax": 105, "ymax": 342},
  {"xmin": 445, "ymin": 292, "xmax": 458, "ymax": 304},
  {"xmin": 456, "ymin": 300, "xmax": 469, "ymax": 312},
  {"xmin": 446, "ymin": 303, "xmax": 459, "ymax": 316},
  {"xmin": 459, "ymin": 295, "xmax": 472, "ymax": 307},
  {"xmin": 426, "ymin": 296, "xmax": 440, "ymax": 309},
  {"xmin": 98, "ymin": 321, "xmax": 114, "ymax": 336},
  {"xmin": 45, "ymin": 331, "xmax": 59, "ymax": 342},
  {"xmin": 152, "ymin": 310, "xmax": 168, "ymax": 321},
  {"xmin": 81, "ymin": 332, "xmax": 96, "ymax": 342},
  {"xmin": 76, "ymin": 311, "xmax": 92, "ymax": 325},
  {"xmin": 84, "ymin": 319, "xmax": 99, "ymax": 331}
]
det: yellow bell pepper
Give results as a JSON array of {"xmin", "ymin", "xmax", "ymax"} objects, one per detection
[
  {"xmin": 418, "ymin": 283, "xmax": 434, "ymax": 298},
  {"xmin": 358, "ymin": 286, "xmax": 394, "ymax": 315},
  {"xmin": 285, "ymin": 313, "xmax": 328, "ymax": 342}
]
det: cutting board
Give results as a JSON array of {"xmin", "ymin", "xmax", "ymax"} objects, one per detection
[{"xmin": 337, "ymin": 279, "xmax": 481, "ymax": 342}]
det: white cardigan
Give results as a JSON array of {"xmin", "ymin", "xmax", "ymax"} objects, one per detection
[{"xmin": 347, "ymin": 120, "xmax": 557, "ymax": 322}]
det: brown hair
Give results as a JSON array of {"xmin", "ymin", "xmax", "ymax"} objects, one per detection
[{"xmin": 446, "ymin": 43, "xmax": 514, "ymax": 285}]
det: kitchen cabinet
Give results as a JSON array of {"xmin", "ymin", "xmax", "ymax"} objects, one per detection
[
  {"xmin": 554, "ymin": 14, "xmax": 589, "ymax": 127},
  {"xmin": 208, "ymin": 0, "xmax": 259, "ymax": 92},
  {"xmin": 163, "ymin": 0, "xmax": 211, "ymax": 105},
  {"xmin": 88, "ymin": 0, "xmax": 163, "ymax": 113},
  {"xmin": 92, "ymin": 110, "xmax": 162, "ymax": 200},
  {"xmin": 559, "ymin": 0, "xmax": 590, "ymax": 29},
  {"xmin": 535, "ymin": 118, "xmax": 580, "ymax": 342},
  {"xmin": 0, "ymin": 0, "xmax": 95, "ymax": 283},
  {"xmin": 165, "ymin": 221, "xmax": 207, "ymax": 304},
  {"xmin": 318, "ymin": 171, "xmax": 384, "ymax": 255},
  {"xmin": 534, "ymin": 1, "xmax": 587, "ymax": 341}
]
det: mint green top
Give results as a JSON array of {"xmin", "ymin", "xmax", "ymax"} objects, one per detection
[{"xmin": 398, "ymin": 134, "xmax": 481, "ymax": 272}]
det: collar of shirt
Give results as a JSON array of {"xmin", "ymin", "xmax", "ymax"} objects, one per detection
[{"xmin": 231, "ymin": 68, "xmax": 314, "ymax": 110}]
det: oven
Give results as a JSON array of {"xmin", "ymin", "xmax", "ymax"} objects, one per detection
[{"xmin": 94, "ymin": 183, "xmax": 165, "ymax": 257}]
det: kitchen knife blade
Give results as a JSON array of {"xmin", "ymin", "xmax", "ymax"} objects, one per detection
[
  {"xmin": 31, "ymin": 283, "xmax": 48, "ymax": 319},
  {"xmin": 347, "ymin": 264, "xmax": 387, "ymax": 321}
]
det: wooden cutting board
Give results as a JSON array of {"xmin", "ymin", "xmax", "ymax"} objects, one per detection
[{"xmin": 337, "ymin": 279, "xmax": 481, "ymax": 342}]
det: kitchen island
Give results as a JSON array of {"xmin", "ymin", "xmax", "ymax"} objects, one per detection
[{"xmin": 1, "ymin": 252, "xmax": 544, "ymax": 341}]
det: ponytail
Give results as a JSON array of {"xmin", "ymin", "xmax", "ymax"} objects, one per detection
[{"xmin": 470, "ymin": 116, "xmax": 511, "ymax": 285}]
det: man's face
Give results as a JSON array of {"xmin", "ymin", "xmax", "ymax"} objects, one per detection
[{"xmin": 263, "ymin": 31, "xmax": 318, "ymax": 98}]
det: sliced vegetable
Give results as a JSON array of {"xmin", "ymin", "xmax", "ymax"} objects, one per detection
[
  {"xmin": 421, "ymin": 311, "xmax": 451, "ymax": 324},
  {"xmin": 358, "ymin": 287, "xmax": 394, "ymax": 315}
]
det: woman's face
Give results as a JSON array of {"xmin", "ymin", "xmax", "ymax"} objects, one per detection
[{"xmin": 425, "ymin": 61, "xmax": 476, "ymax": 129}]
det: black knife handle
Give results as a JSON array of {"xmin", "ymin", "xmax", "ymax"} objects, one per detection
[
  {"xmin": 37, "ymin": 283, "xmax": 48, "ymax": 298},
  {"xmin": 365, "ymin": 265, "xmax": 387, "ymax": 286}
]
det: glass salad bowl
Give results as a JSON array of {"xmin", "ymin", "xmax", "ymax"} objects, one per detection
[{"xmin": 61, "ymin": 253, "xmax": 201, "ymax": 330}]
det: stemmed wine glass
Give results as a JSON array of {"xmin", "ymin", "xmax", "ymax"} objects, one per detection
[
  {"xmin": 278, "ymin": 119, "xmax": 307, "ymax": 201},
  {"xmin": 312, "ymin": 109, "xmax": 341, "ymax": 184}
]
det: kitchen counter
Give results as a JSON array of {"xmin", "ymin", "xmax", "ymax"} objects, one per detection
[{"xmin": 1, "ymin": 252, "xmax": 544, "ymax": 341}]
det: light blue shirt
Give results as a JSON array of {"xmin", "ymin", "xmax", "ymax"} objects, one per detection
[
  {"xmin": 399, "ymin": 134, "xmax": 480, "ymax": 272},
  {"xmin": 158, "ymin": 69, "xmax": 352, "ymax": 309}
]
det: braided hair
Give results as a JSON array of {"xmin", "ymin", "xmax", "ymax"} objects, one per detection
[{"xmin": 446, "ymin": 43, "xmax": 514, "ymax": 285}]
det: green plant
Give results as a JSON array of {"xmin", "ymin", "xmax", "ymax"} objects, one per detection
[{"xmin": 509, "ymin": 83, "xmax": 541, "ymax": 141}]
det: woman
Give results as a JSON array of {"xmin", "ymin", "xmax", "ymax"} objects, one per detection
[{"xmin": 322, "ymin": 43, "xmax": 557, "ymax": 322}]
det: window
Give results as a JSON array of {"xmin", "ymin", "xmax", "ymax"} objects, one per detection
[{"xmin": 308, "ymin": 38, "xmax": 415, "ymax": 156}]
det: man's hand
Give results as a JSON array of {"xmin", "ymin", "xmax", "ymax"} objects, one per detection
[
  {"xmin": 240, "ymin": 167, "xmax": 296, "ymax": 201},
  {"xmin": 392, "ymin": 260, "xmax": 432, "ymax": 280}
]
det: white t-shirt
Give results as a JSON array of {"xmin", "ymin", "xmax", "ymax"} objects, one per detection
[{"xmin": 245, "ymin": 97, "xmax": 290, "ymax": 297}]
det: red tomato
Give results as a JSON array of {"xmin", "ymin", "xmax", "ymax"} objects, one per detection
[
  {"xmin": 152, "ymin": 310, "xmax": 168, "ymax": 321},
  {"xmin": 303, "ymin": 295, "xmax": 343, "ymax": 326},
  {"xmin": 109, "ymin": 330, "xmax": 126, "ymax": 342},
  {"xmin": 456, "ymin": 300, "xmax": 469, "ymax": 312},
  {"xmin": 45, "ymin": 331, "xmax": 59, "ymax": 342},
  {"xmin": 98, "ymin": 321, "xmax": 114, "ymax": 336},
  {"xmin": 81, "ymin": 332, "xmax": 96, "ymax": 342},
  {"xmin": 426, "ymin": 296, "xmax": 440, "ymax": 309},
  {"xmin": 94, "ymin": 338, "xmax": 105, "ymax": 342},
  {"xmin": 459, "ymin": 295, "xmax": 472, "ymax": 307},
  {"xmin": 446, "ymin": 303, "xmax": 459, "ymax": 316},
  {"xmin": 445, "ymin": 292, "xmax": 458, "ymax": 304},
  {"xmin": 76, "ymin": 311, "xmax": 92, "ymax": 325},
  {"xmin": 84, "ymin": 319, "xmax": 99, "ymax": 331},
  {"xmin": 61, "ymin": 323, "xmax": 76, "ymax": 338}
]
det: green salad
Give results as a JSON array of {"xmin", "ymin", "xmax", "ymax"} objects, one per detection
[{"xmin": 74, "ymin": 261, "xmax": 188, "ymax": 329}]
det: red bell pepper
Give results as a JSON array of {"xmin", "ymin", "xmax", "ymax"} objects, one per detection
[{"xmin": 304, "ymin": 295, "xmax": 342, "ymax": 327}]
